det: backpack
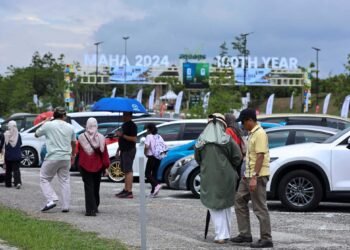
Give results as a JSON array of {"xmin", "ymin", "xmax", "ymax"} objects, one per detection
[{"xmin": 151, "ymin": 134, "xmax": 168, "ymax": 160}]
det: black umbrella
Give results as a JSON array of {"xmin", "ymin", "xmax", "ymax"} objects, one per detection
[{"xmin": 204, "ymin": 210, "xmax": 210, "ymax": 239}]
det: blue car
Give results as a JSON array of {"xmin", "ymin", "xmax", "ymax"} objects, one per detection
[{"xmin": 157, "ymin": 140, "xmax": 195, "ymax": 186}]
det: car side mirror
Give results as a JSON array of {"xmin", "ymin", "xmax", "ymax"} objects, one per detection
[{"xmin": 140, "ymin": 137, "xmax": 146, "ymax": 145}]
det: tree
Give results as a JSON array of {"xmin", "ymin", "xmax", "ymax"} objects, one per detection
[
  {"xmin": 219, "ymin": 42, "xmax": 228, "ymax": 57},
  {"xmin": 232, "ymin": 35, "xmax": 249, "ymax": 57}
]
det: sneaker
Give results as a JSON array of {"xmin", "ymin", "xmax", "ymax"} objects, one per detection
[
  {"xmin": 16, "ymin": 183, "xmax": 21, "ymax": 189},
  {"xmin": 118, "ymin": 191, "xmax": 133, "ymax": 199},
  {"xmin": 250, "ymin": 239, "xmax": 273, "ymax": 248},
  {"xmin": 115, "ymin": 189, "xmax": 127, "ymax": 197},
  {"xmin": 41, "ymin": 201, "xmax": 56, "ymax": 212},
  {"xmin": 230, "ymin": 235, "xmax": 253, "ymax": 243},
  {"xmin": 153, "ymin": 184, "xmax": 162, "ymax": 196},
  {"xmin": 62, "ymin": 209, "xmax": 69, "ymax": 213}
]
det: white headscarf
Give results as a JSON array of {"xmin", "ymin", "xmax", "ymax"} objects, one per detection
[
  {"xmin": 78, "ymin": 118, "xmax": 105, "ymax": 155},
  {"xmin": 4, "ymin": 120, "xmax": 19, "ymax": 147}
]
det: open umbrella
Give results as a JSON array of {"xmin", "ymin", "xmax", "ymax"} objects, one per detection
[
  {"xmin": 34, "ymin": 111, "xmax": 53, "ymax": 125},
  {"xmin": 91, "ymin": 97, "xmax": 147, "ymax": 113}
]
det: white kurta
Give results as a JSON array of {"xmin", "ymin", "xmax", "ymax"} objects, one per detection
[{"xmin": 209, "ymin": 207, "xmax": 233, "ymax": 240}]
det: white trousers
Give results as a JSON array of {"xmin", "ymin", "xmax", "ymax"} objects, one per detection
[
  {"xmin": 209, "ymin": 207, "xmax": 233, "ymax": 240},
  {"xmin": 40, "ymin": 160, "xmax": 71, "ymax": 210}
]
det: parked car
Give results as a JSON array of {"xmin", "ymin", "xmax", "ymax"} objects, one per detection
[
  {"xmin": 258, "ymin": 114, "xmax": 350, "ymax": 130},
  {"xmin": 0, "ymin": 113, "xmax": 37, "ymax": 132},
  {"xmin": 107, "ymin": 119, "xmax": 207, "ymax": 182},
  {"xmin": 170, "ymin": 125, "xmax": 338, "ymax": 199}
]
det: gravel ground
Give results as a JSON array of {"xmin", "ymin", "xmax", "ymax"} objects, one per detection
[{"xmin": 1, "ymin": 168, "xmax": 350, "ymax": 249}]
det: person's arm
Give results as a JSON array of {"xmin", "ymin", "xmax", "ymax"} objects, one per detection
[{"xmin": 122, "ymin": 134, "xmax": 137, "ymax": 143}]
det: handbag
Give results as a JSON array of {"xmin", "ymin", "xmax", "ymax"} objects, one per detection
[{"xmin": 83, "ymin": 134, "xmax": 108, "ymax": 168}]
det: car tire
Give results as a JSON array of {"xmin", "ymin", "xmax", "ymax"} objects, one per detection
[
  {"xmin": 107, "ymin": 157, "xmax": 125, "ymax": 182},
  {"xmin": 21, "ymin": 147, "xmax": 38, "ymax": 168},
  {"xmin": 163, "ymin": 165, "xmax": 173, "ymax": 187},
  {"xmin": 189, "ymin": 168, "xmax": 200, "ymax": 199},
  {"xmin": 278, "ymin": 169, "xmax": 323, "ymax": 212}
]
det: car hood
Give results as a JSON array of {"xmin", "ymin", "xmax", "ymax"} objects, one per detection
[{"xmin": 270, "ymin": 142, "xmax": 321, "ymax": 158}]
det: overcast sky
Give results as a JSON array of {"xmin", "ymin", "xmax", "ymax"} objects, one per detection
[{"xmin": 1, "ymin": 0, "xmax": 349, "ymax": 78}]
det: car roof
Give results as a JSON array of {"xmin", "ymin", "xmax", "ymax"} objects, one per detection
[
  {"xmin": 265, "ymin": 125, "xmax": 339, "ymax": 133},
  {"xmin": 133, "ymin": 117, "xmax": 177, "ymax": 122},
  {"xmin": 258, "ymin": 113, "xmax": 350, "ymax": 122}
]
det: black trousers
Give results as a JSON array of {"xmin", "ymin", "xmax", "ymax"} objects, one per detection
[
  {"xmin": 5, "ymin": 160, "xmax": 21, "ymax": 187},
  {"xmin": 80, "ymin": 167, "xmax": 102, "ymax": 213},
  {"xmin": 145, "ymin": 156, "xmax": 161, "ymax": 193}
]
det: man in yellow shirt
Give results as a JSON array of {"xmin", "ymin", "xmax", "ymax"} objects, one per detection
[{"xmin": 231, "ymin": 108, "xmax": 273, "ymax": 248}]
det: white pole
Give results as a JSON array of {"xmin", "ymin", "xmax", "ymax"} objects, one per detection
[{"xmin": 138, "ymin": 157, "xmax": 147, "ymax": 250}]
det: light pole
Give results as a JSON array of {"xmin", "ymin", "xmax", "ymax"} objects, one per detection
[
  {"xmin": 123, "ymin": 36, "xmax": 130, "ymax": 97},
  {"xmin": 312, "ymin": 47, "xmax": 321, "ymax": 106},
  {"xmin": 94, "ymin": 41, "xmax": 103, "ymax": 86},
  {"xmin": 241, "ymin": 32, "xmax": 253, "ymax": 86}
]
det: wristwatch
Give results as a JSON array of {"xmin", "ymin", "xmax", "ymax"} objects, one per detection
[{"xmin": 252, "ymin": 171, "xmax": 259, "ymax": 177}]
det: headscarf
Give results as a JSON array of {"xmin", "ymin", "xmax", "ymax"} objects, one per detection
[
  {"xmin": 4, "ymin": 120, "xmax": 19, "ymax": 147},
  {"xmin": 78, "ymin": 118, "xmax": 105, "ymax": 155},
  {"xmin": 195, "ymin": 113, "xmax": 230, "ymax": 149},
  {"xmin": 225, "ymin": 113, "xmax": 243, "ymax": 138}
]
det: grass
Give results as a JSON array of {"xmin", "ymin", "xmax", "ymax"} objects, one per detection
[{"xmin": 0, "ymin": 205, "xmax": 128, "ymax": 250}]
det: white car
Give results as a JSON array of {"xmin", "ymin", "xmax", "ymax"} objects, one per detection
[
  {"xmin": 107, "ymin": 119, "xmax": 207, "ymax": 181},
  {"xmin": 267, "ymin": 127, "xmax": 350, "ymax": 211}
]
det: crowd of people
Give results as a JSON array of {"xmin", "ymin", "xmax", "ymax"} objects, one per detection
[{"xmin": 1, "ymin": 107, "xmax": 273, "ymax": 248}]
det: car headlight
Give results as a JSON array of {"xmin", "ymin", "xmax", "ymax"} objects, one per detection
[
  {"xmin": 270, "ymin": 157, "xmax": 278, "ymax": 163},
  {"xmin": 174, "ymin": 155, "xmax": 194, "ymax": 169}
]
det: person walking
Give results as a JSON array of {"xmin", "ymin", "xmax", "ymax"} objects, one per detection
[
  {"xmin": 3, "ymin": 121, "xmax": 22, "ymax": 189},
  {"xmin": 115, "ymin": 112, "xmax": 137, "ymax": 199},
  {"xmin": 35, "ymin": 107, "xmax": 76, "ymax": 212},
  {"xmin": 144, "ymin": 123, "xmax": 163, "ymax": 197},
  {"xmin": 231, "ymin": 108, "xmax": 273, "ymax": 248},
  {"xmin": 194, "ymin": 113, "xmax": 241, "ymax": 244},
  {"xmin": 78, "ymin": 118, "xmax": 110, "ymax": 216}
]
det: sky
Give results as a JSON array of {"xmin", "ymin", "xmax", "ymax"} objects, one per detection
[{"xmin": 0, "ymin": 0, "xmax": 349, "ymax": 78}]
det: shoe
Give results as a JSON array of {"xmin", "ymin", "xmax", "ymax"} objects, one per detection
[
  {"xmin": 16, "ymin": 184, "xmax": 21, "ymax": 189},
  {"xmin": 250, "ymin": 239, "xmax": 273, "ymax": 248},
  {"xmin": 153, "ymin": 184, "xmax": 162, "ymax": 196},
  {"xmin": 115, "ymin": 189, "xmax": 127, "ymax": 197},
  {"xmin": 85, "ymin": 211, "xmax": 96, "ymax": 216},
  {"xmin": 41, "ymin": 201, "xmax": 56, "ymax": 212},
  {"xmin": 62, "ymin": 209, "xmax": 69, "ymax": 213},
  {"xmin": 118, "ymin": 191, "xmax": 133, "ymax": 199},
  {"xmin": 214, "ymin": 239, "xmax": 227, "ymax": 244},
  {"xmin": 230, "ymin": 235, "xmax": 253, "ymax": 243}
]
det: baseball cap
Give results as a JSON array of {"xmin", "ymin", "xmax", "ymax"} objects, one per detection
[{"xmin": 236, "ymin": 108, "xmax": 257, "ymax": 122}]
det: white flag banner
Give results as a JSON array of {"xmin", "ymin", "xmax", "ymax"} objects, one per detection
[
  {"xmin": 148, "ymin": 89, "xmax": 155, "ymax": 111},
  {"xmin": 304, "ymin": 92, "xmax": 311, "ymax": 112},
  {"xmin": 289, "ymin": 93, "xmax": 294, "ymax": 110},
  {"xmin": 174, "ymin": 91, "xmax": 183, "ymax": 114},
  {"xmin": 265, "ymin": 94, "xmax": 275, "ymax": 115},
  {"xmin": 241, "ymin": 97, "xmax": 248, "ymax": 109},
  {"xmin": 322, "ymin": 93, "xmax": 331, "ymax": 114},
  {"xmin": 33, "ymin": 94, "xmax": 39, "ymax": 106},
  {"xmin": 246, "ymin": 92, "xmax": 251, "ymax": 103},
  {"xmin": 340, "ymin": 95, "xmax": 350, "ymax": 118},
  {"xmin": 136, "ymin": 89, "xmax": 143, "ymax": 103},
  {"xmin": 202, "ymin": 92, "xmax": 210, "ymax": 113},
  {"xmin": 111, "ymin": 87, "xmax": 117, "ymax": 98}
]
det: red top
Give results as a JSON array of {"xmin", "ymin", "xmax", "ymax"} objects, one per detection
[
  {"xmin": 78, "ymin": 143, "xmax": 110, "ymax": 172},
  {"xmin": 226, "ymin": 128, "xmax": 242, "ymax": 146}
]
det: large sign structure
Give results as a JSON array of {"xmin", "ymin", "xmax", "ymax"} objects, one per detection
[
  {"xmin": 110, "ymin": 66, "xmax": 151, "ymax": 83},
  {"xmin": 183, "ymin": 62, "xmax": 209, "ymax": 89}
]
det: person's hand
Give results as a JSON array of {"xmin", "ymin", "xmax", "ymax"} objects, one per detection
[
  {"xmin": 249, "ymin": 176, "xmax": 257, "ymax": 192},
  {"xmin": 116, "ymin": 131, "xmax": 123, "ymax": 137}
]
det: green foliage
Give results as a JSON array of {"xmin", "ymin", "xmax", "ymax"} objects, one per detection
[
  {"xmin": 207, "ymin": 83, "xmax": 241, "ymax": 114},
  {"xmin": 0, "ymin": 205, "xmax": 127, "ymax": 250}
]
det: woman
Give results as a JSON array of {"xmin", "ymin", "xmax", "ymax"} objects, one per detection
[
  {"xmin": 3, "ymin": 121, "xmax": 22, "ymax": 188},
  {"xmin": 78, "ymin": 118, "xmax": 110, "ymax": 216},
  {"xmin": 144, "ymin": 123, "xmax": 163, "ymax": 197},
  {"xmin": 195, "ymin": 113, "xmax": 241, "ymax": 244}
]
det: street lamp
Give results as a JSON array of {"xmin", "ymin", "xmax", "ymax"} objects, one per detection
[
  {"xmin": 123, "ymin": 36, "xmax": 130, "ymax": 97},
  {"xmin": 241, "ymin": 32, "xmax": 253, "ymax": 86},
  {"xmin": 94, "ymin": 41, "xmax": 103, "ymax": 86},
  {"xmin": 312, "ymin": 47, "xmax": 321, "ymax": 106}
]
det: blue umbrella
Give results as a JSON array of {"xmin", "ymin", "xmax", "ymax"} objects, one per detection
[{"xmin": 91, "ymin": 97, "xmax": 147, "ymax": 113}]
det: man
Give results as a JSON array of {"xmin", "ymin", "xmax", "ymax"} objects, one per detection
[
  {"xmin": 35, "ymin": 107, "xmax": 76, "ymax": 212},
  {"xmin": 115, "ymin": 112, "xmax": 137, "ymax": 199},
  {"xmin": 231, "ymin": 108, "xmax": 273, "ymax": 248}
]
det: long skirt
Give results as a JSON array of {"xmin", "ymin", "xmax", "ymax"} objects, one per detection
[{"xmin": 209, "ymin": 207, "xmax": 233, "ymax": 240}]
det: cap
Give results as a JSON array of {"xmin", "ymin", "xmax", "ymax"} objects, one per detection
[
  {"xmin": 208, "ymin": 113, "xmax": 227, "ymax": 127},
  {"xmin": 236, "ymin": 108, "xmax": 257, "ymax": 122},
  {"xmin": 53, "ymin": 106, "xmax": 67, "ymax": 119}
]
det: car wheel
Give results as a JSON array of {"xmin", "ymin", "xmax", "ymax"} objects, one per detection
[
  {"xmin": 163, "ymin": 165, "xmax": 173, "ymax": 187},
  {"xmin": 189, "ymin": 168, "xmax": 200, "ymax": 199},
  {"xmin": 21, "ymin": 147, "xmax": 38, "ymax": 168},
  {"xmin": 107, "ymin": 157, "xmax": 125, "ymax": 182},
  {"xmin": 278, "ymin": 170, "xmax": 323, "ymax": 211}
]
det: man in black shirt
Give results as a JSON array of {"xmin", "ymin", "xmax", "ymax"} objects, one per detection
[{"xmin": 116, "ymin": 112, "xmax": 137, "ymax": 198}]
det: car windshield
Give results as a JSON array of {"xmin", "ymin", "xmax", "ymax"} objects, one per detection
[{"xmin": 322, "ymin": 127, "xmax": 350, "ymax": 144}]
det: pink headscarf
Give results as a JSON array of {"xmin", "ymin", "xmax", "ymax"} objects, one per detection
[
  {"xmin": 78, "ymin": 118, "xmax": 105, "ymax": 155},
  {"xmin": 4, "ymin": 120, "xmax": 19, "ymax": 147}
]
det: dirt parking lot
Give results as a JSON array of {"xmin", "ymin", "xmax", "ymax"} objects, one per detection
[{"xmin": 1, "ymin": 168, "xmax": 350, "ymax": 249}]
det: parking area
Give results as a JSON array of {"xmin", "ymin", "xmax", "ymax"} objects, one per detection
[{"xmin": 1, "ymin": 168, "xmax": 350, "ymax": 249}]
